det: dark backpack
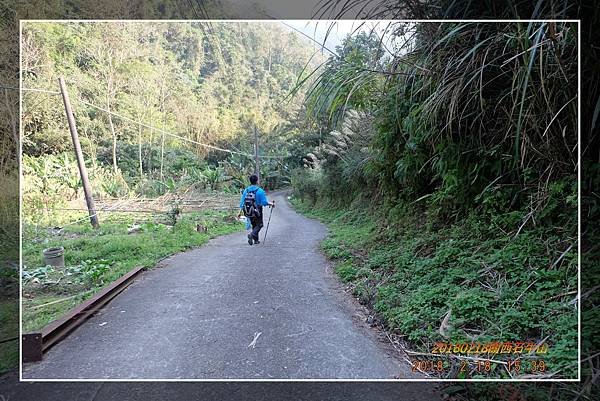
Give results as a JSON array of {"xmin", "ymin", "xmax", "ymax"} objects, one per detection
[{"xmin": 243, "ymin": 189, "xmax": 260, "ymax": 218}]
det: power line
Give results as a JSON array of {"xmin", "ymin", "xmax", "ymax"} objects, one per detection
[
  {"xmin": 58, "ymin": 196, "xmax": 132, "ymax": 228},
  {"xmin": 79, "ymin": 99, "xmax": 248, "ymax": 156},
  {"xmin": 1, "ymin": 82, "xmax": 288, "ymax": 159},
  {"xmin": 23, "ymin": 87, "xmax": 61, "ymax": 95},
  {"xmin": 278, "ymin": 21, "xmax": 426, "ymax": 76},
  {"xmin": 0, "ymin": 85, "xmax": 60, "ymax": 95},
  {"xmin": 78, "ymin": 99, "xmax": 286, "ymax": 159}
]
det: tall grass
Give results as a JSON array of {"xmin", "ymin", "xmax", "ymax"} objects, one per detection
[
  {"xmin": 301, "ymin": 21, "xmax": 577, "ymax": 218},
  {"xmin": 0, "ymin": 169, "xmax": 18, "ymax": 262}
]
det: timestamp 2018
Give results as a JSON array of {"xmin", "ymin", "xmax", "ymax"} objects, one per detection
[{"xmin": 410, "ymin": 358, "xmax": 548, "ymax": 376}]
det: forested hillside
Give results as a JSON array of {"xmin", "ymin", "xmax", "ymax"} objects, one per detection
[{"xmin": 22, "ymin": 21, "xmax": 322, "ymax": 208}]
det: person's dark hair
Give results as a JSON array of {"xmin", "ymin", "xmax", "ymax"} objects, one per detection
[{"xmin": 249, "ymin": 174, "xmax": 258, "ymax": 185}]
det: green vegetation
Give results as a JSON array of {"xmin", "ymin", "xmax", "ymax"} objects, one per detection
[
  {"xmin": 0, "ymin": 13, "xmax": 593, "ymax": 396},
  {"xmin": 292, "ymin": 197, "xmax": 577, "ymax": 379},
  {"xmin": 0, "ymin": 300, "xmax": 18, "ymax": 373},
  {"xmin": 290, "ymin": 20, "xmax": 579, "ymax": 381},
  {"xmin": 21, "ymin": 21, "xmax": 323, "ymax": 192},
  {"xmin": 22, "ymin": 151, "xmax": 245, "ymax": 227},
  {"xmin": 298, "ymin": 0, "xmax": 598, "ymax": 397},
  {"xmin": 0, "ymin": 0, "xmax": 593, "ymax": 399},
  {"xmin": 22, "ymin": 210, "xmax": 243, "ymax": 331},
  {"xmin": 0, "ymin": 170, "xmax": 18, "ymax": 374}
]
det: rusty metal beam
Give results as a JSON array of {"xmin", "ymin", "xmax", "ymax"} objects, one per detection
[{"xmin": 22, "ymin": 265, "xmax": 146, "ymax": 363}]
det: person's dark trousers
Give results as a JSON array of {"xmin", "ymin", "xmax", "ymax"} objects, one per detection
[{"xmin": 250, "ymin": 206, "xmax": 264, "ymax": 242}]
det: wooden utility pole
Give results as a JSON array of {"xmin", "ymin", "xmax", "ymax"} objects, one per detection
[
  {"xmin": 254, "ymin": 125, "xmax": 260, "ymax": 185},
  {"xmin": 58, "ymin": 77, "xmax": 99, "ymax": 229}
]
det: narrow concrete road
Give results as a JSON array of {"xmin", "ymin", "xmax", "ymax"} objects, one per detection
[{"xmin": 23, "ymin": 193, "xmax": 429, "ymax": 385}]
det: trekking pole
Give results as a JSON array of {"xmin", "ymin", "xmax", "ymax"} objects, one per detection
[{"xmin": 262, "ymin": 201, "xmax": 274, "ymax": 244}]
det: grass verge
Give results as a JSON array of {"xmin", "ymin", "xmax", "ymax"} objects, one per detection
[
  {"xmin": 22, "ymin": 209, "xmax": 243, "ymax": 332},
  {"xmin": 290, "ymin": 196, "xmax": 577, "ymax": 380}
]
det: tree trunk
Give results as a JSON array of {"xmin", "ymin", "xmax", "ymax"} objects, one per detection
[
  {"xmin": 138, "ymin": 123, "xmax": 143, "ymax": 179},
  {"xmin": 110, "ymin": 118, "xmax": 117, "ymax": 173},
  {"xmin": 254, "ymin": 125, "xmax": 260, "ymax": 185},
  {"xmin": 148, "ymin": 127, "xmax": 154, "ymax": 172},
  {"xmin": 4, "ymin": 89, "xmax": 20, "ymax": 152},
  {"xmin": 160, "ymin": 132, "xmax": 165, "ymax": 180},
  {"xmin": 107, "ymin": 79, "xmax": 118, "ymax": 173},
  {"xmin": 268, "ymin": 41, "xmax": 272, "ymax": 72}
]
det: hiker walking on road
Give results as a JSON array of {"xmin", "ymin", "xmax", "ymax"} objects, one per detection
[{"xmin": 239, "ymin": 174, "xmax": 274, "ymax": 245}]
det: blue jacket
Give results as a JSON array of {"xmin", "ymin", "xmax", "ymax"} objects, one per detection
[{"xmin": 240, "ymin": 185, "xmax": 269, "ymax": 209}]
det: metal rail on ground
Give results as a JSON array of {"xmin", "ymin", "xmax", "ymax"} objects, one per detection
[{"xmin": 22, "ymin": 265, "xmax": 146, "ymax": 363}]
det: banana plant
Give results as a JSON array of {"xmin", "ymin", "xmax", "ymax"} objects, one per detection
[{"xmin": 56, "ymin": 153, "xmax": 81, "ymax": 200}]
